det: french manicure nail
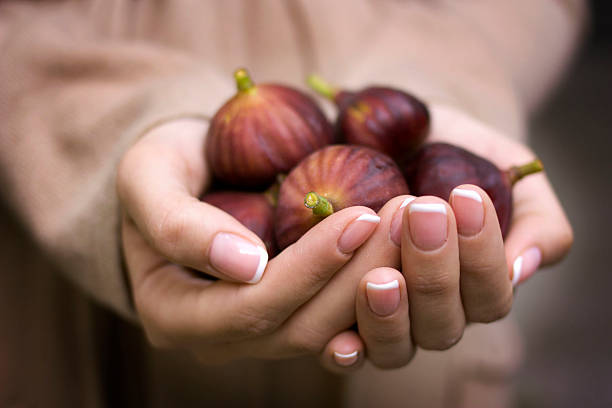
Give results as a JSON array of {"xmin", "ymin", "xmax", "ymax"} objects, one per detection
[
  {"xmin": 451, "ymin": 188, "xmax": 484, "ymax": 237},
  {"xmin": 209, "ymin": 232, "xmax": 268, "ymax": 283},
  {"xmin": 390, "ymin": 197, "xmax": 416, "ymax": 246},
  {"xmin": 512, "ymin": 247, "xmax": 542, "ymax": 286},
  {"xmin": 366, "ymin": 280, "xmax": 401, "ymax": 316},
  {"xmin": 337, "ymin": 213, "xmax": 380, "ymax": 253},
  {"xmin": 408, "ymin": 203, "xmax": 448, "ymax": 251},
  {"xmin": 334, "ymin": 350, "xmax": 359, "ymax": 366},
  {"xmin": 400, "ymin": 196, "xmax": 416, "ymax": 209}
]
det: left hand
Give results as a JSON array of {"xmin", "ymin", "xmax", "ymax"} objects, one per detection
[{"xmin": 318, "ymin": 103, "xmax": 573, "ymax": 371}]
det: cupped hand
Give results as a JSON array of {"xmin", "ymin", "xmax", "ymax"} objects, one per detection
[
  {"xmin": 116, "ymin": 118, "xmax": 401, "ymax": 367},
  {"xmin": 116, "ymin": 103, "xmax": 574, "ymax": 372},
  {"xmin": 322, "ymin": 103, "xmax": 573, "ymax": 361}
]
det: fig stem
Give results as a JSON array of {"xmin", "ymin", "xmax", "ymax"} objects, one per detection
[
  {"xmin": 306, "ymin": 74, "xmax": 338, "ymax": 101},
  {"xmin": 263, "ymin": 174, "xmax": 286, "ymax": 207},
  {"xmin": 304, "ymin": 192, "xmax": 334, "ymax": 217},
  {"xmin": 507, "ymin": 159, "xmax": 544, "ymax": 186},
  {"xmin": 235, "ymin": 68, "xmax": 255, "ymax": 92}
]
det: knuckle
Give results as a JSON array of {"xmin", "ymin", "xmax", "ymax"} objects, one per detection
[
  {"xmin": 285, "ymin": 323, "xmax": 328, "ymax": 355},
  {"xmin": 153, "ymin": 205, "xmax": 187, "ymax": 255},
  {"xmin": 286, "ymin": 244, "xmax": 342, "ymax": 287},
  {"xmin": 462, "ymin": 257, "xmax": 500, "ymax": 280},
  {"xmin": 411, "ymin": 273, "xmax": 455, "ymax": 298},
  {"xmin": 233, "ymin": 306, "xmax": 282, "ymax": 338},
  {"xmin": 366, "ymin": 325, "xmax": 408, "ymax": 346},
  {"xmin": 303, "ymin": 265, "xmax": 338, "ymax": 290}
]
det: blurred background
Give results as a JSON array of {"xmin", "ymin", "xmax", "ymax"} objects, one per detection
[
  {"xmin": 513, "ymin": 2, "xmax": 612, "ymax": 407},
  {"xmin": 1, "ymin": 2, "xmax": 610, "ymax": 408}
]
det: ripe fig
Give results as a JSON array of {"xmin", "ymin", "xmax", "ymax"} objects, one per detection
[
  {"xmin": 307, "ymin": 75, "xmax": 430, "ymax": 161},
  {"xmin": 202, "ymin": 189, "xmax": 278, "ymax": 256},
  {"xmin": 206, "ymin": 68, "xmax": 334, "ymax": 187},
  {"xmin": 402, "ymin": 143, "xmax": 544, "ymax": 237},
  {"xmin": 275, "ymin": 145, "xmax": 409, "ymax": 249}
]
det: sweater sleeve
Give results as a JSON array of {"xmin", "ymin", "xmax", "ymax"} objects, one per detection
[
  {"xmin": 0, "ymin": 2, "xmax": 231, "ymax": 319},
  {"xmin": 306, "ymin": 0, "xmax": 587, "ymax": 141}
]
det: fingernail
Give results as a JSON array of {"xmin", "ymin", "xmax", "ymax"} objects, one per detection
[
  {"xmin": 209, "ymin": 232, "xmax": 268, "ymax": 283},
  {"xmin": 451, "ymin": 188, "xmax": 484, "ymax": 237},
  {"xmin": 337, "ymin": 213, "xmax": 380, "ymax": 253},
  {"xmin": 408, "ymin": 203, "xmax": 448, "ymax": 251},
  {"xmin": 366, "ymin": 280, "xmax": 400, "ymax": 316},
  {"xmin": 512, "ymin": 247, "xmax": 542, "ymax": 286},
  {"xmin": 334, "ymin": 350, "xmax": 359, "ymax": 367},
  {"xmin": 390, "ymin": 196, "xmax": 416, "ymax": 246}
]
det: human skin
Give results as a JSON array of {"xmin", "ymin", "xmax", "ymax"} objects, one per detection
[
  {"xmin": 117, "ymin": 104, "xmax": 573, "ymax": 371},
  {"xmin": 116, "ymin": 0, "xmax": 582, "ymax": 373}
]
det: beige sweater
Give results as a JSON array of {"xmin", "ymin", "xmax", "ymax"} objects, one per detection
[{"xmin": 0, "ymin": 1, "xmax": 585, "ymax": 406}]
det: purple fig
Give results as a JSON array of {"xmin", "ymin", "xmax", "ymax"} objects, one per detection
[
  {"xmin": 202, "ymin": 190, "xmax": 278, "ymax": 256},
  {"xmin": 402, "ymin": 143, "xmax": 544, "ymax": 237},
  {"xmin": 275, "ymin": 145, "xmax": 409, "ymax": 249},
  {"xmin": 206, "ymin": 68, "xmax": 334, "ymax": 187},
  {"xmin": 307, "ymin": 75, "xmax": 429, "ymax": 161}
]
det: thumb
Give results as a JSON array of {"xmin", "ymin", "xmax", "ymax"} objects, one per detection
[{"xmin": 117, "ymin": 118, "xmax": 268, "ymax": 283}]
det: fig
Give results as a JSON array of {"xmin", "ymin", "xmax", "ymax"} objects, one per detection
[
  {"xmin": 402, "ymin": 143, "xmax": 544, "ymax": 237},
  {"xmin": 307, "ymin": 75, "xmax": 430, "ymax": 161},
  {"xmin": 275, "ymin": 145, "xmax": 409, "ymax": 249},
  {"xmin": 202, "ymin": 189, "xmax": 278, "ymax": 256},
  {"xmin": 206, "ymin": 68, "xmax": 334, "ymax": 187}
]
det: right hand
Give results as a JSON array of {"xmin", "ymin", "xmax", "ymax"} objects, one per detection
[{"xmin": 117, "ymin": 118, "xmax": 415, "ymax": 367}]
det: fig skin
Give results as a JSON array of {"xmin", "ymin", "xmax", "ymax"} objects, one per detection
[
  {"xmin": 202, "ymin": 190, "xmax": 278, "ymax": 256},
  {"xmin": 402, "ymin": 143, "xmax": 543, "ymax": 238},
  {"xmin": 275, "ymin": 145, "xmax": 409, "ymax": 250},
  {"xmin": 307, "ymin": 75, "xmax": 430, "ymax": 161},
  {"xmin": 206, "ymin": 69, "xmax": 334, "ymax": 188}
]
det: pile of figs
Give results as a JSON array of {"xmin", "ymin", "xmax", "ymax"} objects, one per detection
[{"xmin": 202, "ymin": 68, "xmax": 543, "ymax": 256}]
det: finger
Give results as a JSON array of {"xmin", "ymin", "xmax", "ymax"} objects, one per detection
[
  {"xmin": 240, "ymin": 206, "xmax": 380, "ymax": 339},
  {"xmin": 117, "ymin": 119, "xmax": 269, "ymax": 283},
  {"xmin": 319, "ymin": 331, "xmax": 365, "ymax": 374},
  {"xmin": 504, "ymin": 173, "xmax": 573, "ymax": 286},
  {"xmin": 401, "ymin": 196, "xmax": 465, "ymax": 350},
  {"xmin": 124, "ymin": 206, "xmax": 380, "ymax": 347},
  {"xmin": 263, "ymin": 196, "xmax": 409, "ymax": 356},
  {"xmin": 355, "ymin": 267, "xmax": 415, "ymax": 369},
  {"xmin": 449, "ymin": 185, "xmax": 513, "ymax": 323}
]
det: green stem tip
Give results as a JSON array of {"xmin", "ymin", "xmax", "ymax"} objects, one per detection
[
  {"xmin": 235, "ymin": 68, "xmax": 255, "ymax": 92},
  {"xmin": 263, "ymin": 174, "xmax": 286, "ymax": 207},
  {"xmin": 507, "ymin": 159, "xmax": 544, "ymax": 186},
  {"xmin": 306, "ymin": 74, "xmax": 337, "ymax": 101},
  {"xmin": 304, "ymin": 192, "xmax": 334, "ymax": 217},
  {"xmin": 264, "ymin": 184, "xmax": 279, "ymax": 208}
]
